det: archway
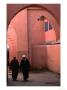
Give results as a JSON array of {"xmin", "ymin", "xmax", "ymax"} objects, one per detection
[{"xmin": 7, "ymin": 5, "xmax": 60, "ymax": 66}]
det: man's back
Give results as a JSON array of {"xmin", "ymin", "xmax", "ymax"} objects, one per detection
[
  {"xmin": 20, "ymin": 58, "xmax": 30, "ymax": 71},
  {"xmin": 10, "ymin": 58, "xmax": 19, "ymax": 71}
]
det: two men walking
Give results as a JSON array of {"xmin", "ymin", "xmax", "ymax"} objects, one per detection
[{"xmin": 9, "ymin": 55, "xmax": 30, "ymax": 81}]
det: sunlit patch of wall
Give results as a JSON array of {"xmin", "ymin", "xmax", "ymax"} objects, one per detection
[
  {"xmin": 7, "ymin": 9, "xmax": 28, "ymax": 61},
  {"xmin": 7, "ymin": 26, "xmax": 17, "ymax": 61}
]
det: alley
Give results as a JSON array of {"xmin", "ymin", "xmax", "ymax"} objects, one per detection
[{"xmin": 7, "ymin": 71, "xmax": 60, "ymax": 86}]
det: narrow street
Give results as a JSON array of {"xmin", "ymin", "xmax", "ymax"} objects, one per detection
[{"xmin": 7, "ymin": 70, "xmax": 60, "ymax": 86}]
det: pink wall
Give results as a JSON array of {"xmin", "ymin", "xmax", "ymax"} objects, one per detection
[
  {"xmin": 7, "ymin": 27, "xmax": 17, "ymax": 61},
  {"xmin": 7, "ymin": 7, "xmax": 60, "ymax": 73},
  {"xmin": 7, "ymin": 4, "xmax": 60, "ymax": 29},
  {"xmin": 45, "ymin": 29, "xmax": 56, "ymax": 42},
  {"xmin": 31, "ymin": 45, "xmax": 47, "ymax": 69},
  {"xmin": 8, "ymin": 9, "xmax": 28, "ymax": 60},
  {"xmin": 31, "ymin": 44, "xmax": 60, "ymax": 73},
  {"xmin": 28, "ymin": 9, "xmax": 58, "ymax": 45},
  {"xmin": 27, "ymin": 8, "xmax": 58, "ymax": 64},
  {"xmin": 47, "ymin": 44, "xmax": 60, "ymax": 73}
]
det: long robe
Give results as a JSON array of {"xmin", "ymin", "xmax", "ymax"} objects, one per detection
[
  {"xmin": 20, "ymin": 58, "xmax": 30, "ymax": 80},
  {"xmin": 10, "ymin": 59, "xmax": 19, "ymax": 80}
]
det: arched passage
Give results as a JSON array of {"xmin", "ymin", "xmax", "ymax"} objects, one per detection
[
  {"xmin": 7, "ymin": 5, "xmax": 60, "ymax": 67},
  {"xmin": 7, "ymin": 26, "xmax": 17, "ymax": 61}
]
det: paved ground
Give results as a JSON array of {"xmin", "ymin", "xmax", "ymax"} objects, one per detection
[{"xmin": 7, "ymin": 70, "xmax": 60, "ymax": 86}]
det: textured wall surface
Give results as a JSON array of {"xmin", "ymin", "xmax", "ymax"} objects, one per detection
[
  {"xmin": 47, "ymin": 44, "xmax": 60, "ymax": 73},
  {"xmin": 7, "ymin": 4, "xmax": 60, "ymax": 26},
  {"xmin": 31, "ymin": 44, "xmax": 60, "ymax": 73},
  {"xmin": 7, "ymin": 5, "xmax": 60, "ymax": 73},
  {"xmin": 31, "ymin": 45, "xmax": 47, "ymax": 69},
  {"xmin": 8, "ymin": 9, "xmax": 28, "ymax": 60},
  {"xmin": 7, "ymin": 4, "xmax": 60, "ymax": 40},
  {"xmin": 7, "ymin": 27, "xmax": 17, "ymax": 61}
]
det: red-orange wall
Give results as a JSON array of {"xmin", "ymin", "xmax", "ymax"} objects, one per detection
[
  {"xmin": 7, "ymin": 4, "xmax": 60, "ymax": 40},
  {"xmin": 47, "ymin": 44, "xmax": 60, "ymax": 73},
  {"xmin": 7, "ymin": 5, "xmax": 60, "ymax": 73},
  {"xmin": 31, "ymin": 45, "xmax": 47, "ymax": 69},
  {"xmin": 8, "ymin": 7, "xmax": 59, "ymax": 60},
  {"xmin": 7, "ymin": 27, "xmax": 17, "ymax": 61},
  {"xmin": 45, "ymin": 28, "xmax": 56, "ymax": 42},
  {"xmin": 8, "ymin": 9, "xmax": 28, "ymax": 61},
  {"xmin": 7, "ymin": 4, "xmax": 60, "ymax": 26},
  {"xmin": 31, "ymin": 44, "xmax": 60, "ymax": 73},
  {"xmin": 28, "ymin": 8, "xmax": 58, "ymax": 46}
]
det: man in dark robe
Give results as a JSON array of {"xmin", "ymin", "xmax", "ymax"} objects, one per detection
[
  {"xmin": 20, "ymin": 55, "xmax": 30, "ymax": 81},
  {"xmin": 10, "ymin": 57, "xmax": 19, "ymax": 81}
]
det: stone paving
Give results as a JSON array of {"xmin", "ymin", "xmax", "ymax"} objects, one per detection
[{"xmin": 7, "ymin": 70, "xmax": 60, "ymax": 86}]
